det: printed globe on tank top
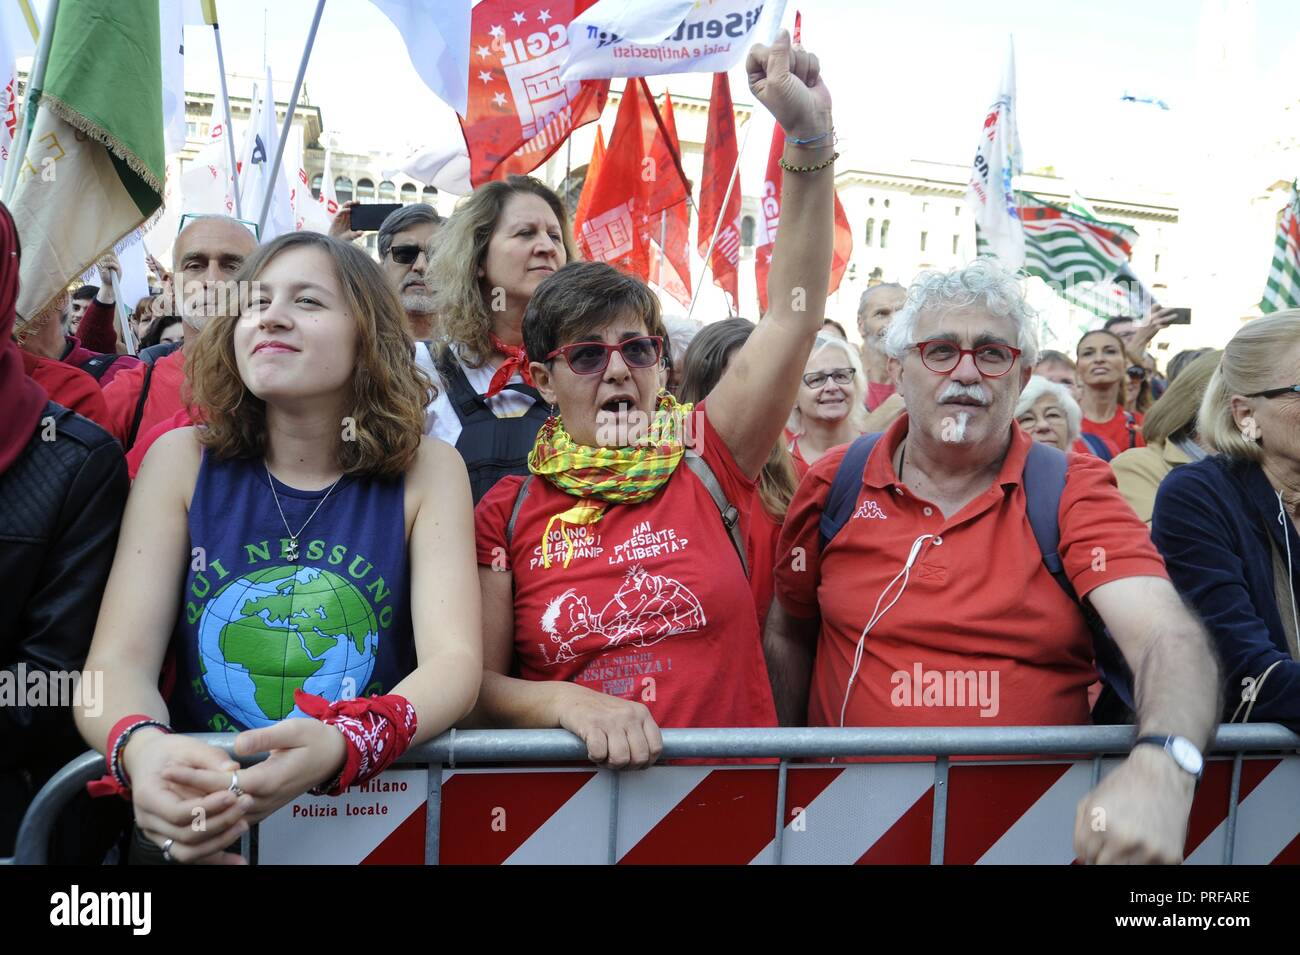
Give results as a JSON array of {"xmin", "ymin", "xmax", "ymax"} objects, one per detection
[{"xmin": 171, "ymin": 453, "xmax": 414, "ymax": 734}]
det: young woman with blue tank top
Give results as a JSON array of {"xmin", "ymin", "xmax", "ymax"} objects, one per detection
[{"xmin": 76, "ymin": 231, "xmax": 481, "ymax": 864}]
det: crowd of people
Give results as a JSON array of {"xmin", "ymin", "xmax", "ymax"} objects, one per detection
[{"xmin": 3, "ymin": 31, "xmax": 1299, "ymax": 867}]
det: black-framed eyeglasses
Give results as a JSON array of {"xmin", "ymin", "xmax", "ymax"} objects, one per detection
[
  {"xmin": 802, "ymin": 367, "xmax": 855, "ymax": 389},
  {"xmin": 912, "ymin": 339, "xmax": 1022, "ymax": 378},
  {"xmin": 545, "ymin": 335, "xmax": 663, "ymax": 376},
  {"xmin": 387, "ymin": 244, "xmax": 424, "ymax": 265},
  {"xmin": 1246, "ymin": 384, "xmax": 1300, "ymax": 399}
]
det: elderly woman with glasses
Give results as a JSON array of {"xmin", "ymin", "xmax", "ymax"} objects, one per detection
[
  {"xmin": 1152, "ymin": 313, "xmax": 1300, "ymax": 729},
  {"xmin": 787, "ymin": 333, "xmax": 867, "ymax": 476},
  {"xmin": 467, "ymin": 32, "xmax": 835, "ymax": 768},
  {"xmin": 1013, "ymin": 375, "xmax": 1106, "ymax": 455}
]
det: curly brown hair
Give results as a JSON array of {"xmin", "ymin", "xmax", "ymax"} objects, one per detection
[
  {"xmin": 429, "ymin": 175, "xmax": 578, "ymax": 368},
  {"xmin": 187, "ymin": 231, "xmax": 432, "ymax": 477}
]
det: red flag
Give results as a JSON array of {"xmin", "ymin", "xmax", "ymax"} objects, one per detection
[
  {"xmin": 575, "ymin": 79, "xmax": 690, "ymax": 281},
  {"xmin": 754, "ymin": 123, "xmax": 854, "ymax": 315},
  {"xmin": 459, "ymin": 0, "xmax": 609, "ymax": 187},
  {"xmin": 697, "ymin": 73, "xmax": 742, "ymax": 312},
  {"xmin": 648, "ymin": 92, "xmax": 692, "ymax": 308},
  {"xmin": 573, "ymin": 126, "xmax": 605, "ymax": 228}
]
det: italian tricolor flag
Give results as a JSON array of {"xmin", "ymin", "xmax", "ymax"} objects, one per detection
[{"xmin": 11, "ymin": 0, "xmax": 163, "ymax": 325}]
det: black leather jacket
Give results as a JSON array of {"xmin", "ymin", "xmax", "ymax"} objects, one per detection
[{"xmin": 0, "ymin": 402, "xmax": 127, "ymax": 853}]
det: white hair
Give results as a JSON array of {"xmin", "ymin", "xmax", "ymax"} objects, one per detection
[
  {"xmin": 661, "ymin": 314, "xmax": 703, "ymax": 369},
  {"xmin": 883, "ymin": 259, "xmax": 1040, "ymax": 368},
  {"xmin": 791, "ymin": 332, "xmax": 868, "ymax": 433},
  {"xmin": 1015, "ymin": 375, "xmax": 1082, "ymax": 444}
]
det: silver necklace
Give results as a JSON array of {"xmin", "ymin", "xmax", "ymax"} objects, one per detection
[{"xmin": 265, "ymin": 461, "xmax": 343, "ymax": 561}]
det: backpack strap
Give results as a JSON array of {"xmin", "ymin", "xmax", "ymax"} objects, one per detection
[
  {"xmin": 683, "ymin": 453, "xmax": 749, "ymax": 579},
  {"xmin": 818, "ymin": 433, "xmax": 883, "ymax": 551},
  {"xmin": 126, "ymin": 359, "xmax": 156, "ymax": 450},
  {"xmin": 1021, "ymin": 441, "xmax": 1136, "ymax": 711},
  {"xmin": 505, "ymin": 475, "xmax": 533, "ymax": 547},
  {"xmin": 81, "ymin": 352, "xmax": 118, "ymax": 382},
  {"xmin": 1080, "ymin": 432, "xmax": 1113, "ymax": 462}
]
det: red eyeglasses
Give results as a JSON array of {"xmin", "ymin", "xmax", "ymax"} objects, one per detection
[
  {"xmin": 912, "ymin": 339, "xmax": 1022, "ymax": 378},
  {"xmin": 545, "ymin": 335, "xmax": 664, "ymax": 376}
]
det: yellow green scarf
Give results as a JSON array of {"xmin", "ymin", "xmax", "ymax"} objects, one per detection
[{"xmin": 528, "ymin": 391, "xmax": 692, "ymax": 568}]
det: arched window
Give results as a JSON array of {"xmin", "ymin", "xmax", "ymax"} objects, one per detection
[
  {"xmin": 880, "ymin": 220, "xmax": 890, "ymax": 249},
  {"xmin": 334, "ymin": 176, "xmax": 353, "ymax": 203},
  {"xmin": 400, "ymin": 182, "xmax": 418, "ymax": 204},
  {"xmin": 422, "ymin": 185, "xmax": 437, "ymax": 203},
  {"xmin": 741, "ymin": 215, "xmax": 755, "ymax": 247},
  {"xmin": 865, "ymin": 217, "xmax": 875, "ymax": 247},
  {"xmin": 379, "ymin": 180, "xmax": 396, "ymax": 202},
  {"xmin": 310, "ymin": 174, "xmax": 323, "ymax": 199},
  {"xmin": 356, "ymin": 178, "xmax": 375, "ymax": 200}
]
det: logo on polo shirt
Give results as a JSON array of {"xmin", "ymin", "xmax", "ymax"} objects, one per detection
[{"xmin": 852, "ymin": 500, "xmax": 887, "ymax": 520}]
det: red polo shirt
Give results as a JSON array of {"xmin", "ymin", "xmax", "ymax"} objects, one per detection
[{"xmin": 773, "ymin": 414, "xmax": 1166, "ymax": 729}]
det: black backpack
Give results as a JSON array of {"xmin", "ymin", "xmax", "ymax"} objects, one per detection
[{"xmin": 819, "ymin": 433, "xmax": 1136, "ymax": 720}]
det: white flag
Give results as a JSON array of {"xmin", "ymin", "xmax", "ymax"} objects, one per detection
[
  {"xmin": 179, "ymin": 121, "xmax": 237, "ymax": 217},
  {"xmin": 561, "ymin": 0, "xmax": 783, "ymax": 82},
  {"xmin": 966, "ymin": 37, "xmax": 1024, "ymax": 266},
  {"xmin": 0, "ymin": 0, "xmax": 37, "ymax": 185},
  {"xmin": 242, "ymin": 69, "xmax": 295, "ymax": 241},
  {"xmin": 393, "ymin": 141, "xmax": 472, "ymax": 197},
  {"xmin": 367, "ymin": 0, "xmax": 470, "ymax": 115}
]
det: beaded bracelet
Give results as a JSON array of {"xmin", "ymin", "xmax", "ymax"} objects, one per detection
[{"xmin": 778, "ymin": 151, "xmax": 839, "ymax": 174}]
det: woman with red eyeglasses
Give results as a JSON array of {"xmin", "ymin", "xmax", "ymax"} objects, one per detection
[{"xmin": 466, "ymin": 32, "xmax": 836, "ymax": 767}]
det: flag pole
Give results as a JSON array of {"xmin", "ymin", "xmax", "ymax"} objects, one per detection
[
  {"xmin": 259, "ymin": 0, "xmax": 327, "ymax": 234},
  {"xmin": 1, "ymin": 0, "xmax": 59, "ymax": 204},
  {"xmin": 686, "ymin": 108, "xmax": 751, "ymax": 322},
  {"xmin": 211, "ymin": 20, "xmax": 243, "ymax": 218}
]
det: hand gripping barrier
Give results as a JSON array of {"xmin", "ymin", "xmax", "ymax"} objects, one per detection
[{"xmin": 13, "ymin": 724, "xmax": 1300, "ymax": 865}]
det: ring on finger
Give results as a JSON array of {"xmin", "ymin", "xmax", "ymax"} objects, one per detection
[
  {"xmin": 228, "ymin": 772, "xmax": 242, "ymax": 796},
  {"xmin": 161, "ymin": 838, "xmax": 175, "ymax": 863}
]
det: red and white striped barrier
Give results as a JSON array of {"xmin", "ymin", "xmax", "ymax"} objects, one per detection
[{"xmin": 257, "ymin": 757, "xmax": 1300, "ymax": 864}]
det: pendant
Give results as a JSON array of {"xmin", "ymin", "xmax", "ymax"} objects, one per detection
[{"xmin": 284, "ymin": 537, "xmax": 300, "ymax": 562}]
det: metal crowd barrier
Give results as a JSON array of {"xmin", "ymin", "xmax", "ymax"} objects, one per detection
[{"xmin": 13, "ymin": 724, "xmax": 1300, "ymax": 865}]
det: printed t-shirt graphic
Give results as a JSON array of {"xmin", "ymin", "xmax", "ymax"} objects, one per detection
[
  {"xmin": 476, "ymin": 404, "xmax": 777, "ymax": 728},
  {"xmin": 173, "ymin": 453, "xmax": 414, "ymax": 733}
]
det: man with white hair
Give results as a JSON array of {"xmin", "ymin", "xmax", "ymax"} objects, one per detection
[{"xmin": 765, "ymin": 259, "xmax": 1221, "ymax": 864}]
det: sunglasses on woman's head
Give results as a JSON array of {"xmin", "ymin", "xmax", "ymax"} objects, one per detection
[{"xmin": 545, "ymin": 335, "xmax": 664, "ymax": 376}]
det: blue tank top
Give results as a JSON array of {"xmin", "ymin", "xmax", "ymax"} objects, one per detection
[{"xmin": 171, "ymin": 452, "xmax": 413, "ymax": 734}]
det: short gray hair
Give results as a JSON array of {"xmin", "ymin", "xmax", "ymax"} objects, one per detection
[
  {"xmin": 1015, "ymin": 375, "xmax": 1082, "ymax": 444},
  {"xmin": 884, "ymin": 259, "xmax": 1039, "ymax": 368},
  {"xmin": 377, "ymin": 202, "xmax": 443, "ymax": 259}
]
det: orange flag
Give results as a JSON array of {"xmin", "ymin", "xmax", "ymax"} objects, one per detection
[
  {"xmin": 648, "ymin": 92, "xmax": 692, "ymax": 308},
  {"xmin": 574, "ymin": 78, "xmax": 690, "ymax": 281},
  {"xmin": 458, "ymin": 0, "xmax": 609, "ymax": 187},
  {"xmin": 754, "ymin": 122, "xmax": 853, "ymax": 315},
  {"xmin": 697, "ymin": 72, "xmax": 742, "ymax": 311},
  {"xmin": 573, "ymin": 126, "xmax": 605, "ymax": 229}
]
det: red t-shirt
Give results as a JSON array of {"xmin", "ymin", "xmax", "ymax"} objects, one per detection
[
  {"xmin": 21, "ymin": 349, "xmax": 112, "ymax": 433},
  {"xmin": 865, "ymin": 380, "xmax": 896, "ymax": 412},
  {"xmin": 746, "ymin": 487, "xmax": 783, "ymax": 632},
  {"xmin": 127, "ymin": 407, "xmax": 195, "ymax": 479},
  {"xmin": 102, "ymin": 348, "xmax": 186, "ymax": 448},
  {"xmin": 774, "ymin": 415, "xmax": 1166, "ymax": 729},
  {"xmin": 1081, "ymin": 407, "xmax": 1144, "ymax": 454},
  {"xmin": 475, "ymin": 404, "xmax": 777, "ymax": 729}
]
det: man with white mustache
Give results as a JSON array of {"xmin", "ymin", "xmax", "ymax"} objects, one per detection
[{"xmin": 766, "ymin": 258, "xmax": 1221, "ymax": 864}]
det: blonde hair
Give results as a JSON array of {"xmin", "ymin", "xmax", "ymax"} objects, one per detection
[
  {"xmin": 429, "ymin": 176, "xmax": 578, "ymax": 368},
  {"xmin": 188, "ymin": 232, "xmax": 431, "ymax": 477},
  {"xmin": 1142, "ymin": 349, "xmax": 1221, "ymax": 446},
  {"xmin": 1197, "ymin": 311, "xmax": 1300, "ymax": 461}
]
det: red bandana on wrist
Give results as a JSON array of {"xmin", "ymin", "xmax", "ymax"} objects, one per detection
[
  {"xmin": 296, "ymin": 689, "xmax": 417, "ymax": 795},
  {"xmin": 484, "ymin": 333, "xmax": 534, "ymax": 398}
]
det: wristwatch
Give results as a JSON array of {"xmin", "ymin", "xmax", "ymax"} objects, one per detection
[{"xmin": 1133, "ymin": 735, "xmax": 1205, "ymax": 780}]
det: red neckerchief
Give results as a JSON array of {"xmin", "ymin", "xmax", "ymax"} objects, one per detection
[
  {"xmin": 0, "ymin": 204, "xmax": 47, "ymax": 476},
  {"xmin": 484, "ymin": 333, "xmax": 534, "ymax": 398}
]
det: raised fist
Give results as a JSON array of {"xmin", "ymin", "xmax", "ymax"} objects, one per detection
[{"xmin": 746, "ymin": 29, "xmax": 832, "ymax": 143}]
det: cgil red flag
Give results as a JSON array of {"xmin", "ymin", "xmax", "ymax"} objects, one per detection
[
  {"xmin": 648, "ymin": 92, "xmax": 692, "ymax": 308},
  {"xmin": 754, "ymin": 122, "xmax": 853, "ymax": 314},
  {"xmin": 574, "ymin": 78, "xmax": 691, "ymax": 281},
  {"xmin": 697, "ymin": 72, "xmax": 742, "ymax": 312},
  {"xmin": 459, "ymin": 0, "xmax": 609, "ymax": 187}
]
